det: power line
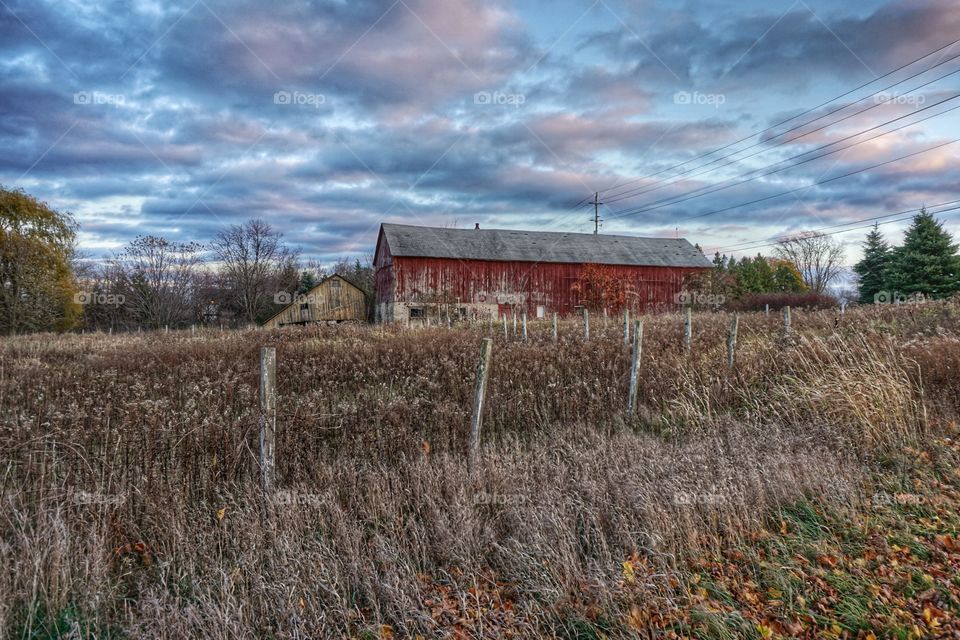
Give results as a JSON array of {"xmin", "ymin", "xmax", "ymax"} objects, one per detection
[
  {"xmin": 602, "ymin": 60, "xmax": 960, "ymax": 206},
  {"xmin": 620, "ymin": 139, "xmax": 958, "ymax": 224},
  {"xmin": 592, "ymin": 36, "xmax": 960, "ymax": 199},
  {"xmin": 561, "ymin": 38, "xmax": 960, "ymax": 234},
  {"xmin": 708, "ymin": 198, "xmax": 960, "ymax": 253},
  {"xmin": 603, "ymin": 95, "xmax": 960, "ymax": 220},
  {"xmin": 677, "ymin": 140, "xmax": 958, "ymax": 222},
  {"xmin": 706, "ymin": 202, "xmax": 960, "ymax": 255}
]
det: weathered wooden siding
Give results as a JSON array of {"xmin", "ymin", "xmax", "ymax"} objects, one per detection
[
  {"xmin": 379, "ymin": 256, "xmax": 704, "ymax": 317},
  {"xmin": 263, "ymin": 275, "xmax": 366, "ymax": 328},
  {"xmin": 374, "ymin": 234, "xmax": 395, "ymax": 307}
]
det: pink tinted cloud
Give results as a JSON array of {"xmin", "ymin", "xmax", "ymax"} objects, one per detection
[{"xmin": 209, "ymin": 0, "xmax": 529, "ymax": 117}]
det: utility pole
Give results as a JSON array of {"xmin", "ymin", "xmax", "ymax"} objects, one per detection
[{"xmin": 591, "ymin": 191, "xmax": 603, "ymax": 234}]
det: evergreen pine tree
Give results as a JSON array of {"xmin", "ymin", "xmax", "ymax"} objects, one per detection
[
  {"xmin": 296, "ymin": 270, "xmax": 317, "ymax": 295},
  {"xmin": 733, "ymin": 255, "xmax": 776, "ymax": 294},
  {"xmin": 753, "ymin": 254, "xmax": 775, "ymax": 292},
  {"xmin": 886, "ymin": 208, "xmax": 960, "ymax": 299},
  {"xmin": 852, "ymin": 223, "xmax": 891, "ymax": 304},
  {"xmin": 712, "ymin": 252, "xmax": 726, "ymax": 271}
]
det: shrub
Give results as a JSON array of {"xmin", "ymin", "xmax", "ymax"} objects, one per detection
[{"xmin": 732, "ymin": 291, "xmax": 838, "ymax": 312}]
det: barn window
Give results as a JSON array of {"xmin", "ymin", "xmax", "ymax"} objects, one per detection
[
  {"xmin": 409, "ymin": 307, "xmax": 424, "ymax": 318},
  {"xmin": 330, "ymin": 279, "xmax": 341, "ymax": 289},
  {"xmin": 300, "ymin": 302, "xmax": 309, "ymax": 310},
  {"xmin": 536, "ymin": 305, "xmax": 545, "ymax": 318}
]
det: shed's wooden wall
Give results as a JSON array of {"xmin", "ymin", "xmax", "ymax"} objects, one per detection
[{"xmin": 263, "ymin": 276, "xmax": 366, "ymax": 328}]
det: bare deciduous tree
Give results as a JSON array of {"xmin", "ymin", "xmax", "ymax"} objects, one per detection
[
  {"xmin": 76, "ymin": 258, "xmax": 129, "ymax": 331},
  {"xmin": 775, "ymin": 232, "xmax": 845, "ymax": 294},
  {"xmin": 212, "ymin": 219, "xmax": 299, "ymax": 324},
  {"xmin": 116, "ymin": 235, "xmax": 204, "ymax": 329}
]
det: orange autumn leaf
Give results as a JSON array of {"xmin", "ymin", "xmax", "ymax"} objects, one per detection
[{"xmin": 817, "ymin": 555, "xmax": 838, "ymax": 568}]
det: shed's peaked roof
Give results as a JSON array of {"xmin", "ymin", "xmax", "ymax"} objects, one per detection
[
  {"xmin": 259, "ymin": 274, "xmax": 363, "ymax": 327},
  {"xmin": 378, "ymin": 223, "xmax": 712, "ymax": 268}
]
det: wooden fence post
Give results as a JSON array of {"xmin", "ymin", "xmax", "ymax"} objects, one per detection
[
  {"xmin": 583, "ymin": 309, "xmax": 590, "ymax": 340},
  {"xmin": 468, "ymin": 338, "xmax": 493, "ymax": 474},
  {"xmin": 259, "ymin": 346, "xmax": 277, "ymax": 492},
  {"xmin": 623, "ymin": 310, "xmax": 630, "ymax": 345},
  {"xmin": 783, "ymin": 305, "xmax": 792, "ymax": 338},
  {"xmin": 522, "ymin": 312, "xmax": 527, "ymax": 341},
  {"xmin": 727, "ymin": 314, "xmax": 739, "ymax": 369},
  {"xmin": 627, "ymin": 320, "xmax": 644, "ymax": 414},
  {"xmin": 765, "ymin": 303, "xmax": 770, "ymax": 316},
  {"xmin": 502, "ymin": 315, "xmax": 508, "ymax": 340},
  {"xmin": 684, "ymin": 307, "xmax": 692, "ymax": 352},
  {"xmin": 552, "ymin": 312, "xmax": 558, "ymax": 342}
]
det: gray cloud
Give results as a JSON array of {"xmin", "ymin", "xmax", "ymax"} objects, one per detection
[{"xmin": 0, "ymin": 0, "xmax": 958, "ymax": 264}]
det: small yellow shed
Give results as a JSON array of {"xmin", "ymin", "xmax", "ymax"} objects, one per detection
[{"xmin": 262, "ymin": 275, "xmax": 367, "ymax": 328}]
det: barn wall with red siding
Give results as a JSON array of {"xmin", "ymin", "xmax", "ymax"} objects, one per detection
[{"xmin": 376, "ymin": 253, "xmax": 705, "ymax": 319}]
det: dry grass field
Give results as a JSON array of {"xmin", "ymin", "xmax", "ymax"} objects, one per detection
[{"xmin": 2, "ymin": 303, "xmax": 960, "ymax": 638}]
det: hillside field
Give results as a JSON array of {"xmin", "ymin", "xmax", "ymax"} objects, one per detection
[{"xmin": 2, "ymin": 304, "xmax": 960, "ymax": 638}]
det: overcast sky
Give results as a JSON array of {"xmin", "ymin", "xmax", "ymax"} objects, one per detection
[{"xmin": 2, "ymin": 0, "xmax": 959, "ymax": 265}]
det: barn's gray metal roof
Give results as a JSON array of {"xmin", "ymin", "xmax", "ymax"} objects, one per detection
[{"xmin": 379, "ymin": 223, "xmax": 712, "ymax": 268}]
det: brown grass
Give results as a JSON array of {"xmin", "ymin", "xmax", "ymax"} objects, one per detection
[{"xmin": 1, "ymin": 301, "xmax": 958, "ymax": 638}]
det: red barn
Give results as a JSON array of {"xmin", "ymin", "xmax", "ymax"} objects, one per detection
[{"xmin": 373, "ymin": 223, "xmax": 712, "ymax": 324}]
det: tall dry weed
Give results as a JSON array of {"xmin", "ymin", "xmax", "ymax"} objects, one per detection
[{"xmin": 1, "ymin": 302, "xmax": 958, "ymax": 636}]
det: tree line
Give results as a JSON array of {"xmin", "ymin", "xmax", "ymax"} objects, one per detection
[
  {"xmin": 0, "ymin": 187, "xmax": 373, "ymax": 334},
  {"xmin": 3, "ymin": 184, "xmax": 958, "ymax": 334},
  {"xmin": 687, "ymin": 208, "xmax": 959, "ymax": 310},
  {"xmin": 853, "ymin": 207, "xmax": 960, "ymax": 304},
  {"xmin": 685, "ymin": 232, "xmax": 843, "ymax": 311}
]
